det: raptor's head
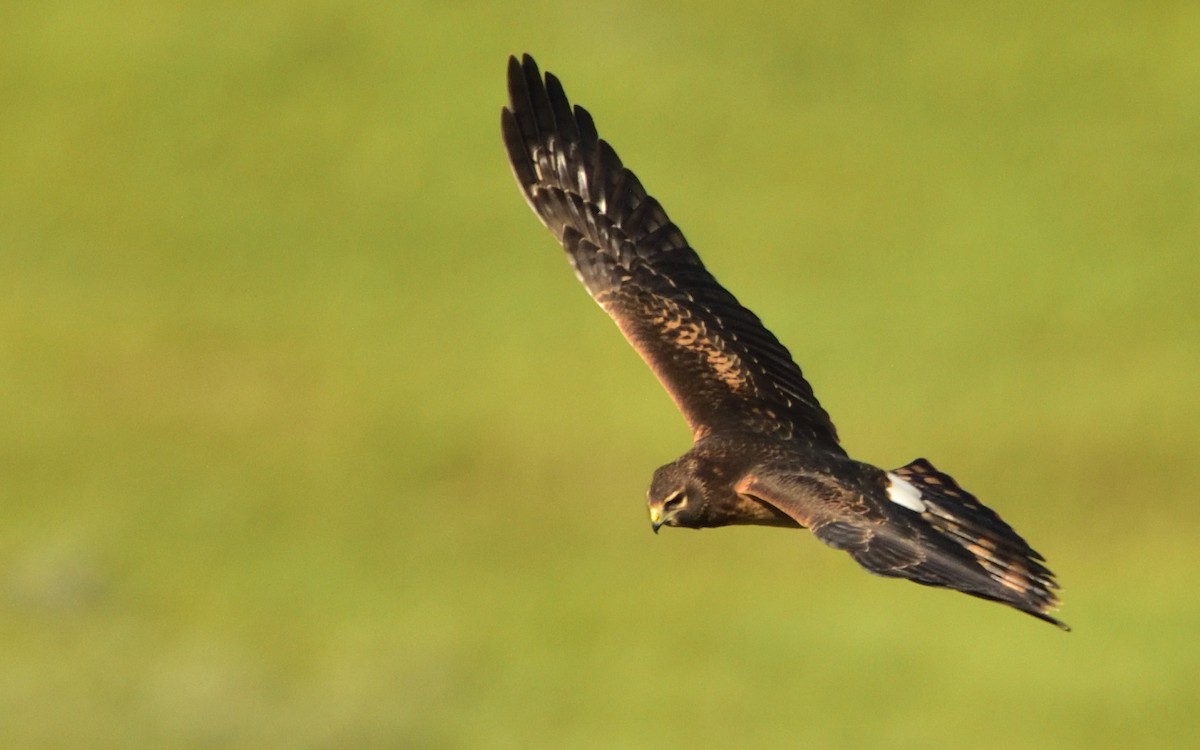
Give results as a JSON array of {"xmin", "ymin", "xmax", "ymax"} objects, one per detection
[{"xmin": 647, "ymin": 459, "xmax": 707, "ymax": 532}]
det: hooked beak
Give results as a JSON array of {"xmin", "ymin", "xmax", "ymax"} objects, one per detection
[{"xmin": 649, "ymin": 504, "xmax": 665, "ymax": 534}]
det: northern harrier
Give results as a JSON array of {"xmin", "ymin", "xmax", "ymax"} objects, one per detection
[{"xmin": 502, "ymin": 54, "xmax": 1066, "ymax": 629}]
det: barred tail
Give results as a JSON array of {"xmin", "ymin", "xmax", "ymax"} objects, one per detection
[{"xmin": 891, "ymin": 459, "xmax": 1068, "ymax": 630}]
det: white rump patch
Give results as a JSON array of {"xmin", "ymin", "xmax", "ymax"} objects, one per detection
[{"xmin": 885, "ymin": 473, "xmax": 927, "ymax": 513}]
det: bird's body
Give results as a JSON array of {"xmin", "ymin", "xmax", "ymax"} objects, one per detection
[
  {"xmin": 649, "ymin": 433, "xmax": 862, "ymax": 530},
  {"xmin": 502, "ymin": 54, "xmax": 1067, "ymax": 629}
]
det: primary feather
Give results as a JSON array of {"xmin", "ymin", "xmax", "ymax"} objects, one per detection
[
  {"xmin": 502, "ymin": 54, "xmax": 840, "ymax": 446},
  {"xmin": 503, "ymin": 54, "xmax": 1066, "ymax": 630}
]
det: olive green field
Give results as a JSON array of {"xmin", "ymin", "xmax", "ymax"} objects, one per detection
[{"xmin": 2, "ymin": 2, "xmax": 1198, "ymax": 747}]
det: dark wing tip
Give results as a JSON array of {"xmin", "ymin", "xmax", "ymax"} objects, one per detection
[
  {"xmin": 1043, "ymin": 612, "xmax": 1072, "ymax": 631},
  {"xmin": 505, "ymin": 54, "xmax": 546, "ymax": 136},
  {"xmin": 503, "ymin": 54, "xmax": 554, "ymax": 207},
  {"xmin": 501, "ymin": 108, "xmax": 537, "ymax": 200},
  {"xmin": 544, "ymin": 72, "xmax": 580, "ymax": 142},
  {"xmin": 501, "ymin": 54, "xmax": 841, "ymax": 447},
  {"xmin": 574, "ymin": 104, "xmax": 598, "ymax": 148}
]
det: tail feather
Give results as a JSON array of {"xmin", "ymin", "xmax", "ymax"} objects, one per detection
[{"xmin": 892, "ymin": 458, "xmax": 1068, "ymax": 630}]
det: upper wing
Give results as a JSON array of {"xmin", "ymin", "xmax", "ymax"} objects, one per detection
[
  {"xmin": 735, "ymin": 459, "xmax": 1067, "ymax": 629},
  {"xmin": 501, "ymin": 54, "xmax": 840, "ymax": 447}
]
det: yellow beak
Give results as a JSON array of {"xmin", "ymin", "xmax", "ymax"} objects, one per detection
[{"xmin": 649, "ymin": 504, "xmax": 664, "ymax": 534}]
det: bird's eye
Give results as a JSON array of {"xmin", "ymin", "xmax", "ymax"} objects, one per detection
[{"xmin": 663, "ymin": 491, "xmax": 686, "ymax": 511}]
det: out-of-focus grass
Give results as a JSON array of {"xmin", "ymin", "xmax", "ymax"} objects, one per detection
[{"xmin": 2, "ymin": 1, "xmax": 1198, "ymax": 747}]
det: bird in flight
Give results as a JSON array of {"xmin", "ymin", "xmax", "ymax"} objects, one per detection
[{"xmin": 501, "ymin": 54, "xmax": 1066, "ymax": 629}]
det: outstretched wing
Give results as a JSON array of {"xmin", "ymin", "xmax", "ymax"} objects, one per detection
[
  {"xmin": 736, "ymin": 459, "xmax": 1067, "ymax": 629},
  {"xmin": 501, "ymin": 54, "xmax": 840, "ymax": 447}
]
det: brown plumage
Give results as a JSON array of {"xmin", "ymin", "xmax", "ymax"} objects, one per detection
[{"xmin": 502, "ymin": 54, "xmax": 1067, "ymax": 630}]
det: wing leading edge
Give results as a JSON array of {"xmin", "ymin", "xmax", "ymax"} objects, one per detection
[{"xmin": 502, "ymin": 54, "xmax": 840, "ymax": 447}]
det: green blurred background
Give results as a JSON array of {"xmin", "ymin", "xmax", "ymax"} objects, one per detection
[{"xmin": 3, "ymin": 1, "xmax": 1197, "ymax": 747}]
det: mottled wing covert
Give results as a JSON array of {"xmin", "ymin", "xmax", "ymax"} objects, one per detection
[{"xmin": 502, "ymin": 54, "xmax": 840, "ymax": 447}]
